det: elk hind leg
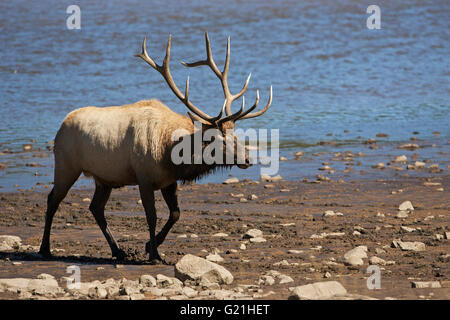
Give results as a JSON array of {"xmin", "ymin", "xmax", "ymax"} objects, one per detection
[{"xmin": 89, "ymin": 182, "xmax": 126, "ymax": 260}]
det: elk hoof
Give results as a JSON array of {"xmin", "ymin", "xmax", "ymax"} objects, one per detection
[
  {"xmin": 38, "ymin": 248, "xmax": 52, "ymax": 258},
  {"xmin": 112, "ymin": 249, "xmax": 127, "ymax": 261}
]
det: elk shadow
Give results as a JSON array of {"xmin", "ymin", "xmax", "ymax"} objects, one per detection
[{"xmin": 0, "ymin": 250, "xmax": 158, "ymax": 266}]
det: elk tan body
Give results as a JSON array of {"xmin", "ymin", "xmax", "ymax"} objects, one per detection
[
  {"xmin": 39, "ymin": 33, "xmax": 272, "ymax": 263},
  {"xmin": 58, "ymin": 99, "xmax": 192, "ymax": 190}
]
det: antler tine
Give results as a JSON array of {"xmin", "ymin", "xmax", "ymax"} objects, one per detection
[
  {"xmin": 136, "ymin": 35, "xmax": 216, "ymax": 122},
  {"xmin": 217, "ymin": 96, "xmax": 246, "ymax": 124},
  {"xmin": 235, "ymin": 89, "xmax": 259, "ymax": 120},
  {"xmin": 236, "ymin": 86, "xmax": 273, "ymax": 121},
  {"xmin": 135, "ymin": 37, "xmax": 160, "ymax": 70}
]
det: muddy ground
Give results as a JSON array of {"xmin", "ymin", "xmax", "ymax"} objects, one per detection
[{"xmin": 0, "ymin": 173, "xmax": 449, "ymax": 299}]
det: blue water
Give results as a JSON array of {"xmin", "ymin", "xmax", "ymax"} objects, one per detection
[{"xmin": 0, "ymin": 0, "xmax": 449, "ymax": 190}]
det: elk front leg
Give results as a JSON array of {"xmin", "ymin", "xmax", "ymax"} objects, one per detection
[
  {"xmin": 157, "ymin": 183, "xmax": 180, "ymax": 246},
  {"xmin": 138, "ymin": 183, "xmax": 164, "ymax": 264}
]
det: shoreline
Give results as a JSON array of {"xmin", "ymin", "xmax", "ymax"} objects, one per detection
[{"xmin": 0, "ymin": 174, "xmax": 449, "ymax": 299}]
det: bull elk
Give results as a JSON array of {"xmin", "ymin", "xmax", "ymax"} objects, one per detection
[{"xmin": 39, "ymin": 33, "xmax": 273, "ymax": 264}]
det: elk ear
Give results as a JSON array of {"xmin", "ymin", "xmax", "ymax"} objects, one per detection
[{"xmin": 187, "ymin": 111, "xmax": 211, "ymax": 126}]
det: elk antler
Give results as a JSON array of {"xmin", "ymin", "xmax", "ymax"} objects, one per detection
[
  {"xmin": 135, "ymin": 36, "xmax": 223, "ymax": 123},
  {"xmin": 136, "ymin": 33, "xmax": 273, "ymax": 124}
]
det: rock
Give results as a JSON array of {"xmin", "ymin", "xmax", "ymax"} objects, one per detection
[
  {"xmin": 398, "ymin": 143, "xmax": 419, "ymax": 150},
  {"xmin": 372, "ymin": 163, "xmax": 385, "ymax": 169},
  {"xmin": 239, "ymin": 243, "xmax": 246, "ymax": 250},
  {"xmin": 343, "ymin": 246, "xmax": 368, "ymax": 266},
  {"xmin": 445, "ymin": 232, "xmax": 450, "ymax": 240},
  {"xmin": 411, "ymin": 281, "xmax": 441, "ymax": 289},
  {"xmin": 401, "ymin": 226, "xmax": 416, "ymax": 233},
  {"xmin": 310, "ymin": 232, "xmax": 345, "ymax": 239},
  {"xmin": 174, "ymin": 254, "xmax": 234, "ymax": 285},
  {"xmin": 260, "ymin": 174, "xmax": 283, "ymax": 182},
  {"xmin": 279, "ymin": 156, "xmax": 288, "ymax": 161},
  {"xmin": 249, "ymin": 237, "xmax": 267, "ymax": 243},
  {"xmin": 88, "ymin": 286, "xmax": 108, "ymax": 299},
  {"xmin": 22, "ymin": 144, "xmax": 33, "ymax": 152},
  {"xmin": 258, "ymin": 275, "xmax": 275, "ymax": 286},
  {"xmin": 177, "ymin": 234, "xmax": 187, "ymax": 238},
  {"xmin": 182, "ymin": 286, "xmax": 198, "ymax": 298},
  {"xmin": 394, "ymin": 155, "xmax": 408, "ymax": 163},
  {"xmin": 130, "ymin": 293, "xmax": 146, "ymax": 300},
  {"xmin": 278, "ymin": 275, "xmax": 294, "ymax": 284},
  {"xmin": 294, "ymin": 151, "xmax": 304, "ymax": 157},
  {"xmin": 156, "ymin": 274, "xmax": 182, "ymax": 288},
  {"xmin": 398, "ymin": 201, "xmax": 414, "ymax": 211},
  {"xmin": 206, "ymin": 253, "xmax": 224, "ymax": 263},
  {"xmin": 212, "ymin": 232, "xmax": 228, "ymax": 238},
  {"xmin": 0, "ymin": 235, "xmax": 22, "ymax": 251},
  {"xmin": 288, "ymin": 281, "xmax": 347, "ymax": 300},
  {"xmin": 322, "ymin": 210, "xmax": 343, "ymax": 217},
  {"xmin": 243, "ymin": 229, "xmax": 263, "ymax": 239},
  {"xmin": 396, "ymin": 211, "xmax": 409, "ymax": 218},
  {"xmin": 139, "ymin": 275, "xmax": 156, "ymax": 287},
  {"xmin": 369, "ymin": 256, "xmax": 386, "ymax": 266},
  {"xmin": 248, "ymin": 194, "xmax": 258, "ymax": 200},
  {"xmin": 415, "ymin": 161, "xmax": 426, "ymax": 168},
  {"xmin": 190, "ymin": 234, "xmax": 198, "ymax": 238},
  {"xmin": 392, "ymin": 240, "xmax": 425, "ymax": 251},
  {"xmin": 288, "ymin": 249, "xmax": 303, "ymax": 254},
  {"xmin": 223, "ymin": 177, "xmax": 239, "ymax": 184}
]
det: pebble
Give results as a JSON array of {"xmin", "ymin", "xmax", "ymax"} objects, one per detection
[
  {"xmin": 322, "ymin": 210, "xmax": 343, "ymax": 217},
  {"xmin": 401, "ymin": 226, "xmax": 416, "ymax": 232},
  {"xmin": 223, "ymin": 177, "xmax": 239, "ymax": 184},
  {"xmin": 243, "ymin": 229, "xmax": 263, "ymax": 239},
  {"xmin": 212, "ymin": 233, "xmax": 228, "ymax": 238},
  {"xmin": 393, "ymin": 155, "xmax": 408, "ymax": 163},
  {"xmin": 398, "ymin": 201, "xmax": 414, "ymax": 212},
  {"xmin": 411, "ymin": 281, "xmax": 441, "ymax": 289},
  {"xmin": 369, "ymin": 256, "xmax": 386, "ymax": 266},
  {"xmin": 391, "ymin": 240, "xmax": 425, "ymax": 251}
]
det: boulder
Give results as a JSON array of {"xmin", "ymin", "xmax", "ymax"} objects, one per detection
[{"xmin": 289, "ymin": 281, "xmax": 347, "ymax": 300}]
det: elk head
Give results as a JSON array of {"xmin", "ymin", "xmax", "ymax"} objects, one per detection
[{"xmin": 136, "ymin": 33, "xmax": 273, "ymax": 169}]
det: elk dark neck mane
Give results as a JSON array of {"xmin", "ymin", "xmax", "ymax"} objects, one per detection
[{"xmin": 171, "ymin": 162, "xmax": 233, "ymax": 184}]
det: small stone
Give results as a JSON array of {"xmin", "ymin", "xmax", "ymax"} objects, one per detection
[
  {"xmin": 223, "ymin": 177, "xmax": 239, "ymax": 184},
  {"xmin": 394, "ymin": 155, "xmax": 408, "ymax": 163},
  {"xmin": 398, "ymin": 201, "xmax": 414, "ymax": 211},
  {"xmin": 212, "ymin": 232, "xmax": 228, "ymax": 238},
  {"xmin": 82, "ymin": 198, "xmax": 91, "ymax": 203},
  {"xmin": 294, "ymin": 151, "xmax": 304, "ymax": 157},
  {"xmin": 398, "ymin": 143, "xmax": 419, "ymax": 150},
  {"xmin": 369, "ymin": 256, "xmax": 386, "ymax": 266},
  {"xmin": 243, "ymin": 229, "xmax": 263, "ymax": 239},
  {"xmin": 239, "ymin": 243, "xmax": 246, "ymax": 250},
  {"xmin": 401, "ymin": 226, "xmax": 416, "ymax": 232},
  {"xmin": 249, "ymin": 237, "xmax": 267, "ymax": 243},
  {"xmin": 248, "ymin": 194, "xmax": 258, "ymax": 200},
  {"xmin": 206, "ymin": 254, "xmax": 224, "ymax": 263},
  {"xmin": 279, "ymin": 156, "xmax": 288, "ymax": 161},
  {"xmin": 276, "ymin": 275, "xmax": 293, "ymax": 285},
  {"xmin": 139, "ymin": 275, "xmax": 156, "ymax": 287},
  {"xmin": 411, "ymin": 281, "xmax": 441, "ymax": 289},
  {"xmin": 396, "ymin": 211, "xmax": 409, "ymax": 219}
]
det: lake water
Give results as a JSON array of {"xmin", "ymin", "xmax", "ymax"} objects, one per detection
[{"xmin": 0, "ymin": 0, "xmax": 449, "ymax": 190}]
